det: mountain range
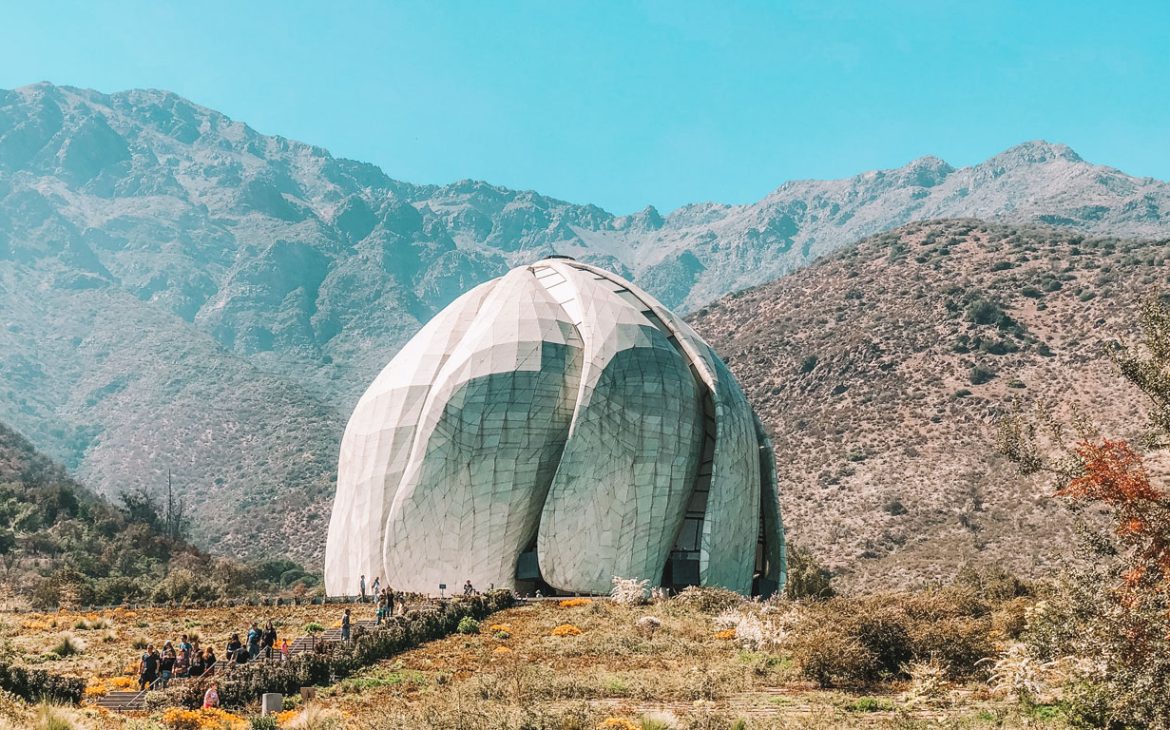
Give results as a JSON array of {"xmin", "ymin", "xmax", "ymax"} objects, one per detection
[{"xmin": 2, "ymin": 82, "xmax": 1169, "ymax": 568}]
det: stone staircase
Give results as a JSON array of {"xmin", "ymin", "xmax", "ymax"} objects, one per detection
[{"xmin": 93, "ymin": 689, "xmax": 148, "ymax": 712}]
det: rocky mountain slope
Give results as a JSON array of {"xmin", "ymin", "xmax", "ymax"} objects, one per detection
[
  {"xmin": 690, "ymin": 219, "xmax": 1168, "ymax": 586},
  {"xmin": 3, "ymin": 81, "xmax": 1170, "ymax": 565}
]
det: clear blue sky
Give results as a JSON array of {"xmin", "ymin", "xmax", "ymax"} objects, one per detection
[{"xmin": 1, "ymin": 1, "xmax": 1167, "ymax": 214}]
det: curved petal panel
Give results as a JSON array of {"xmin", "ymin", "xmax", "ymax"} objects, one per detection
[
  {"xmin": 380, "ymin": 268, "xmax": 583, "ymax": 592},
  {"xmin": 324, "ymin": 280, "xmax": 496, "ymax": 596},
  {"xmin": 534, "ymin": 262, "xmax": 702, "ymax": 593}
]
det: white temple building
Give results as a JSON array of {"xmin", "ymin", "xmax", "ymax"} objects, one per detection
[{"xmin": 325, "ymin": 257, "xmax": 785, "ymax": 597}]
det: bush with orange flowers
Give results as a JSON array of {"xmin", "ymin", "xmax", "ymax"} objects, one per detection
[{"xmin": 551, "ymin": 623, "xmax": 583, "ymax": 637}]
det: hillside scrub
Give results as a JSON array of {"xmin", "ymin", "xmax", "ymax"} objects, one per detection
[
  {"xmin": 0, "ymin": 662, "xmax": 85, "ymax": 704},
  {"xmin": 691, "ymin": 220, "xmax": 1170, "ymax": 588},
  {"xmin": 0, "ymin": 422, "xmax": 317, "ymax": 610},
  {"xmin": 782, "ymin": 565, "xmax": 1030, "ymax": 688}
]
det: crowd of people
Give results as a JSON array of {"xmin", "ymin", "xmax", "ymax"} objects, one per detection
[
  {"xmin": 358, "ymin": 574, "xmax": 418, "ymax": 630},
  {"xmin": 135, "ymin": 622, "xmax": 288, "ymax": 691},
  {"xmin": 129, "ymin": 580, "xmax": 446, "ymax": 694}
]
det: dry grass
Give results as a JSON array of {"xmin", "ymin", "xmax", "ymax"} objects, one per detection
[
  {"xmin": 0, "ymin": 596, "xmax": 1073, "ymax": 728},
  {"xmin": 308, "ymin": 598, "xmax": 1067, "ymax": 728}
]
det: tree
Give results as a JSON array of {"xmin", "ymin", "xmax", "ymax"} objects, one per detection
[
  {"xmin": 784, "ymin": 543, "xmax": 835, "ymax": 600},
  {"xmin": 118, "ymin": 486, "xmax": 161, "ymax": 529},
  {"xmin": 998, "ymin": 294, "xmax": 1170, "ymax": 729},
  {"xmin": 162, "ymin": 470, "xmax": 188, "ymax": 542}
]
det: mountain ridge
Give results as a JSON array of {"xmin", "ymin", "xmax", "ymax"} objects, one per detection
[{"xmin": 4, "ymin": 82, "xmax": 1170, "ymax": 567}]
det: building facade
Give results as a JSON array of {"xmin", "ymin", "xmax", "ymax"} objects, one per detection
[{"xmin": 325, "ymin": 258, "xmax": 785, "ymax": 597}]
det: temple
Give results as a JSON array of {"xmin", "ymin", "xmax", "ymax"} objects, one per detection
[{"xmin": 325, "ymin": 258, "xmax": 785, "ymax": 597}]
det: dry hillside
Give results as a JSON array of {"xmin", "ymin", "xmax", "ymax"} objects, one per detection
[{"xmin": 690, "ymin": 219, "xmax": 1169, "ymax": 588}]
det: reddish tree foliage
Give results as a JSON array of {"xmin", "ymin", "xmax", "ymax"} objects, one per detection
[
  {"xmin": 1060, "ymin": 439, "xmax": 1170, "ymax": 592},
  {"xmin": 1062, "ymin": 439, "xmax": 1161, "ymax": 503}
]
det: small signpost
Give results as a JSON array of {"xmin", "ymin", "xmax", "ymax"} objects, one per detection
[{"xmin": 438, "ymin": 583, "xmax": 446, "ymax": 599}]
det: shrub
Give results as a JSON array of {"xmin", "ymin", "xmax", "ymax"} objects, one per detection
[
  {"xmin": 635, "ymin": 616, "xmax": 661, "ymax": 637},
  {"xmin": 714, "ymin": 609, "xmax": 783, "ymax": 652},
  {"xmin": 786, "ymin": 589, "xmax": 997, "ymax": 686},
  {"xmin": 851, "ymin": 604, "xmax": 912, "ymax": 676},
  {"xmin": 283, "ymin": 706, "xmax": 345, "ymax": 729},
  {"xmin": 969, "ymin": 365, "xmax": 996, "ymax": 385},
  {"xmin": 34, "ymin": 705, "xmax": 78, "ymax": 730},
  {"xmin": 610, "ymin": 577, "xmax": 651, "ymax": 606},
  {"xmin": 0, "ymin": 661, "xmax": 85, "ymax": 704},
  {"xmin": 456, "ymin": 617, "xmax": 480, "ymax": 635},
  {"xmin": 903, "ymin": 657, "xmax": 949, "ymax": 703},
  {"xmin": 672, "ymin": 586, "xmax": 743, "ymax": 613},
  {"xmin": 882, "ymin": 498, "xmax": 907, "ymax": 516},
  {"xmin": 909, "ymin": 616, "xmax": 994, "ymax": 677},
  {"xmin": 789, "ymin": 626, "xmax": 875, "ymax": 687},
  {"xmin": 848, "ymin": 696, "xmax": 894, "ymax": 712},
  {"xmin": 783, "ymin": 544, "xmax": 835, "ymax": 599},
  {"xmin": 162, "ymin": 707, "xmax": 248, "ymax": 729},
  {"xmin": 51, "ymin": 635, "xmax": 82, "ymax": 658}
]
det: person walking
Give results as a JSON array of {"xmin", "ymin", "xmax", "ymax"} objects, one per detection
[
  {"xmin": 371, "ymin": 576, "xmax": 381, "ymax": 596},
  {"xmin": 138, "ymin": 644, "xmax": 160, "ymax": 690},
  {"xmin": 279, "ymin": 638, "xmax": 290, "ymax": 661},
  {"xmin": 158, "ymin": 643, "xmax": 176, "ymax": 689},
  {"xmin": 246, "ymin": 622, "xmax": 262, "ymax": 659},
  {"xmin": 341, "ymin": 608, "xmax": 352, "ymax": 643},
  {"xmin": 463, "ymin": 579, "xmax": 475, "ymax": 596},
  {"xmin": 359, "ymin": 575, "xmax": 367, "ymax": 603},
  {"xmin": 188, "ymin": 647, "xmax": 205, "ymax": 678},
  {"xmin": 202, "ymin": 681, "xmax": 219, "ymax": 709},
  {"xmin": 175, "ymin": 647, "xmax": 190, "ymax": 678},
  {"xmin": 225, "ymin": 633, "xmax": 243, "ymax": 664},
  {"xmin": 262, "ymin": 621, "xmax": 277, "ymax": 660}
]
